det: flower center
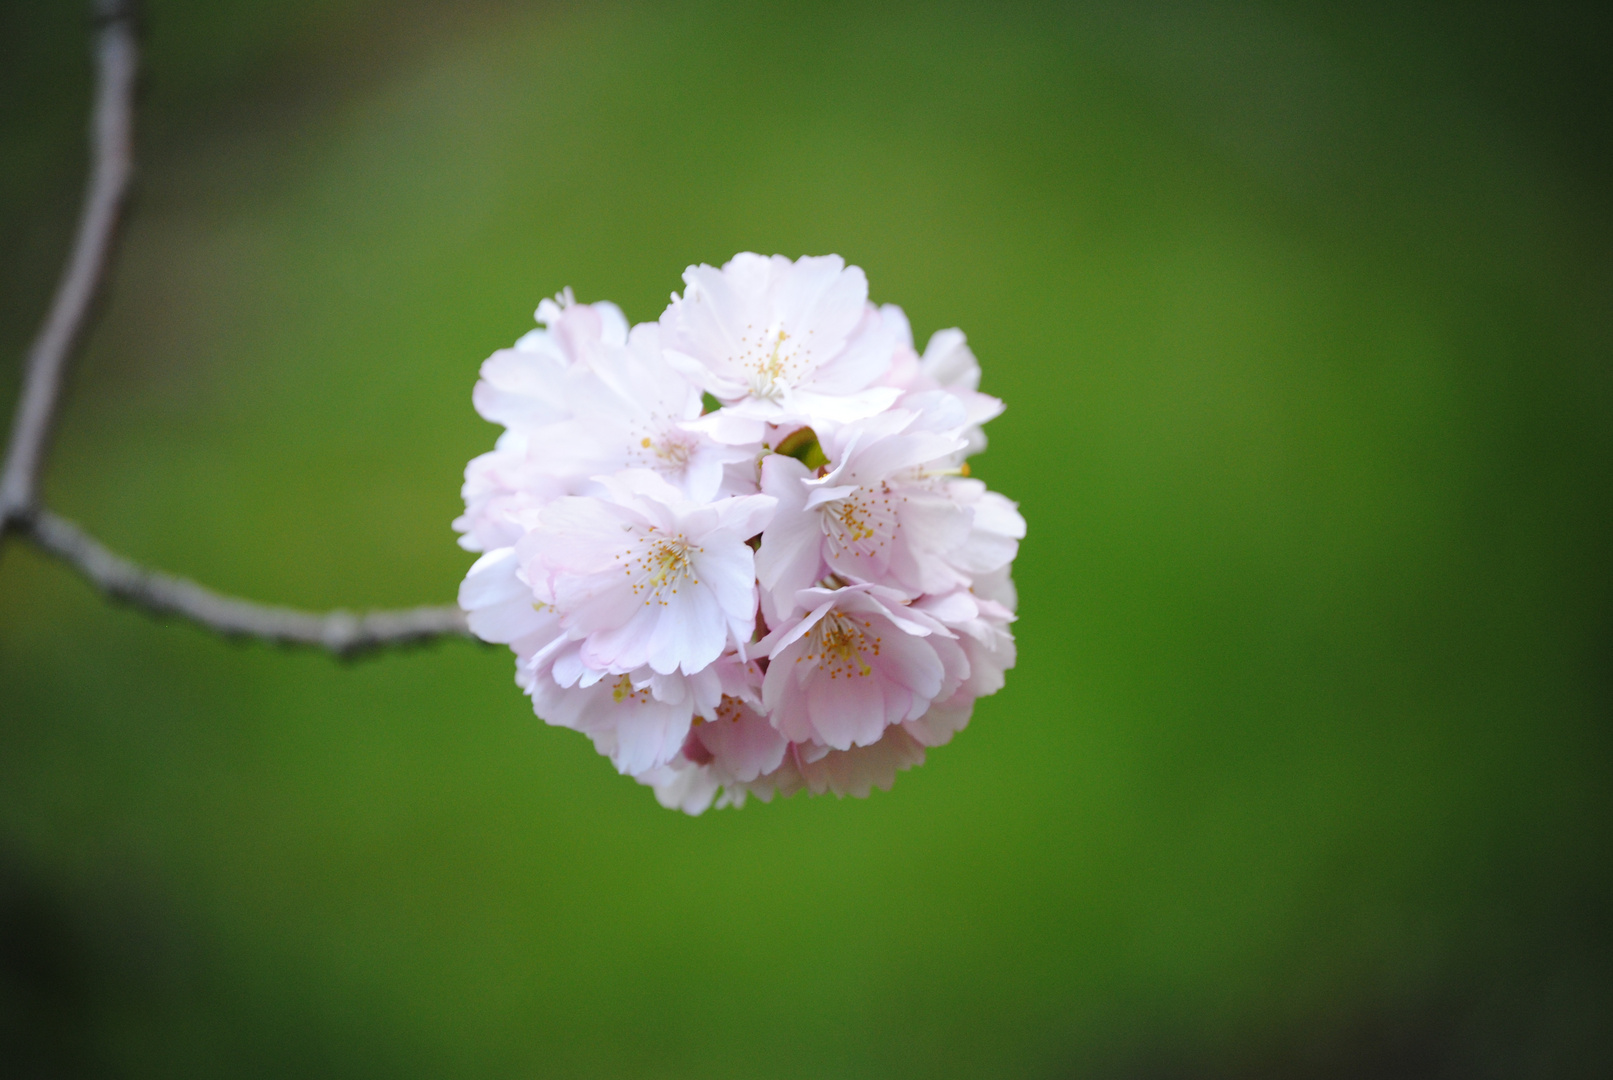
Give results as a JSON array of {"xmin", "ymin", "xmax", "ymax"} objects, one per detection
[
  {"xmin": 739, "ymin": 324, "xmax": 805, "ymax": 402},
  {"xmin": 610, "ymin": 673, "xmax": 651, "ymax": 703},
  {"xmin": 798, "ymin": 612, "xmax": 881, "ymax": 679},
  {"xmin": 623, "ymin": 531, "xmax": 700, "ymax": 605},
  {"xmin": 638, "ymin": 431, "xmax": 695, "ymax": 472},
  {"xmin": 820, "ymin": 483, "xmax": 899, "ymax": 560}
]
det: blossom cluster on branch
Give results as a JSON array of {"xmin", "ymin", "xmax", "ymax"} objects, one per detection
[{"xmin": 456, "ymin": 253, "xmax": 1023, "ymax": 812}]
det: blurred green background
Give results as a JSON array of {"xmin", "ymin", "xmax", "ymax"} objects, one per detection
[{"xmin": 2, "ymin": 1, "xmax": 1610, "ymax": 1076}]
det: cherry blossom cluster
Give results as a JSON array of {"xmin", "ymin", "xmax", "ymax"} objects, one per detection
[{"xmin": 455, "ymin": 254, "xmax": 1022, "ymax": 813}]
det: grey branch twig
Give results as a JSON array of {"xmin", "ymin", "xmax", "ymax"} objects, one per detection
[
  {"xmin": 0, "ymin": 0, "xmax": 473, "ymax": 656},
  {"xmin": 18, "ymin": 509, "xmax": 468, "ymax": 656},
  {"xmin": 0, "ymin": 1, "xmax": 137, "ymax": 521}
]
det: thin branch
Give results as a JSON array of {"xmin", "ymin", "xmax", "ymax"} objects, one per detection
[
  {"xmin": 19, "ymin": 508, "xmax": 472, "ymax": 656},
  {"xmin": 1, "ymin": 2, "xmax": 474, "ymax": 656},
  {"xmin": 0, "ymin": 1, "xmax": 139, "ymax": 525}
]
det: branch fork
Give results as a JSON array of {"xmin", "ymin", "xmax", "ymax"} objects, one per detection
[{"xmin": 0, "ymin": 1, "xmax": 471, "ymax": 656}]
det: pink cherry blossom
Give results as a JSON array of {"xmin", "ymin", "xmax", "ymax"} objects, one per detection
[
  {"xmin": 643, "ymin": 723, "xmax": 930, "ymax": 813},
  {"xmin": 763, "ymin": 726, "xmax": 930, "ymax": 799},
  {"xmin": 521, "ymin": 470, "xmax": 775, "ymax": 676},
  {"xmin": 659, "ymin": 253, "xmax": 901, "ymax": 439},
  {"xmin": 457, "ymin": 259, "xmax": 1021, "ymax": 812},
  {"xmin": 524, "ymin": 640, "xmax": 724, "ymax": 776},
  {"xmin": 455, "ymin": 292, "xmax": 626, "ymax": 551},
  {"xmin": 759, "ymin": 582, "xmax": 963, "ymax": 751},
  {"xmin": 517, "ymin": 322, "xmax": 753, "ymax": 502},
  {"xmin": 878, "ymin": 305, "xmax": 1005, "ymax": 458},
  {"xmin": 754, "ymin": 407, "xmax": 974, "ymax": 621}
]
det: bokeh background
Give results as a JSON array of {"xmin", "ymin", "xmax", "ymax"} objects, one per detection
[{"xmin": 3, "ymin": 1, "xmax": 1610, "ymax": 1076}]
